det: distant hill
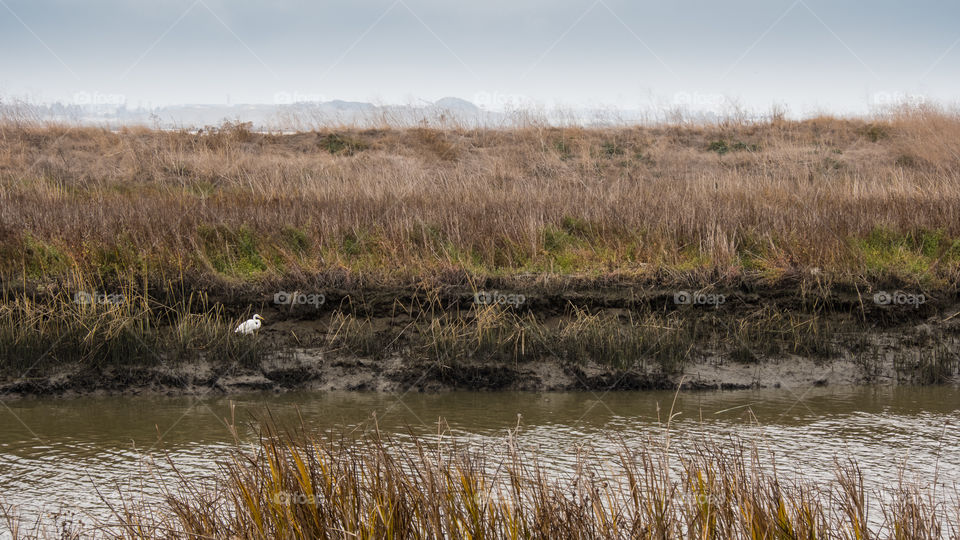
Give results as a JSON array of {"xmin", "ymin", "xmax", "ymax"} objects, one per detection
[
  {"xmin": 433, "ymin": 97, "xmax": 480, "ymax": 112},
  {"xmin": 2, "ymin": 97, "xmax": 698, "ymax": 129}
]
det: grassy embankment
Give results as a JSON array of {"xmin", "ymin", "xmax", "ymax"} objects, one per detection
[{"xmin": 2, "ymin": 107, "xmax": 960, "ymax": 387}]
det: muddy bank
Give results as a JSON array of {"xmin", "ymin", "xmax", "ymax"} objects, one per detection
[
  {"xmin": 1, "ymin": 346, "xmax": 955, "ymax": 400},
  {"xmin": 3, "ymin": 281, "xmax": 960, "ymax": 398}
]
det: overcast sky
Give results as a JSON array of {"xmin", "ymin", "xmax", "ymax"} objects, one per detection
[{"xmin": 1, "ymin": 0, "xmax": 958, "ymax": 115}]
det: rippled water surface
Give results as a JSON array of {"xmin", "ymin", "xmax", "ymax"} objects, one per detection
[{"xmin": 1, "ymin": 386, "xmax": 958, "ymax": 532}]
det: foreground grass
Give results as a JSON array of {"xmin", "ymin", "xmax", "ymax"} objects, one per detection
[
  {"xmin": 6, "ymin": 420, "xmax": 956, "ymax": 539},
  {"xmin": 2, "ymin": 107, "xmax": 960, "ymax": 289}
]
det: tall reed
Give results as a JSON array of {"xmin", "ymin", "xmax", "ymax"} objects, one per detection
[{"xmin": 84, "ymin": 419, "xmax": 958, "ymax": 539}]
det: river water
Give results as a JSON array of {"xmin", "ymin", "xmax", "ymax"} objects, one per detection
[{"xmin": 1, "ymin": 386, "xmax": 958, "ymax": 534}]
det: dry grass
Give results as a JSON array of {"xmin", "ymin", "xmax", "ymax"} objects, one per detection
[
  {"xmin": 3, "ymin": 107, "xmax": 960, "ymax": 386},
  {"xmin": 12, "ymin": 419, "xmax": 952, "ymax": 539},
  {"xmin": 2, "ymin": 106, "xmax": 960, "ymax": 289}
]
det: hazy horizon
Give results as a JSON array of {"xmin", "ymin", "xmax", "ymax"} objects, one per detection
[{"xmin": 3, "ymin": 0, "xmax": 958, "ymax": 116}]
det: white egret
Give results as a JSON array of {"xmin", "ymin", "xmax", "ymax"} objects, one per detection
[{"xmin": 235, "ymin": 314, "xmax": 264, "ymax": 335}]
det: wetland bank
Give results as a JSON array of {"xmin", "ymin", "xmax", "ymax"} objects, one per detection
[
  {"xmin": 3, "ymin": 109, "xmax": 960, "ymax": 396},
  {"xmin": 1, "ymin": 278, "xmax": 958, "ymax": 398},
  {"xmin": 3, "ymin": 111, "xmax": 960, "ymax": 538}
]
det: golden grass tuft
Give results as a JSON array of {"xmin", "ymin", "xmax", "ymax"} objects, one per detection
[{"xmin": 70, "ymin": 419, "xmax": 959, "ymax": 539}]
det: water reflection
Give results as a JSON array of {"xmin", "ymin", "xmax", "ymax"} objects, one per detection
[{"xmin": 0, "ymin": 386, "xmax": 958, "ymax": 529}]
